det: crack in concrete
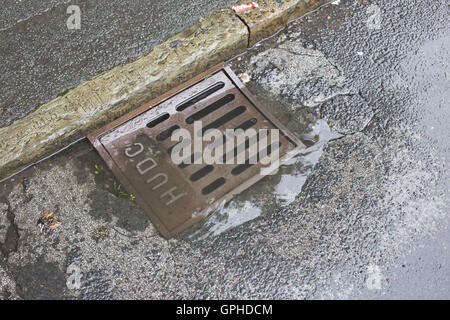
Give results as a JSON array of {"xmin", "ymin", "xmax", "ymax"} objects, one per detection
[
  {"xmin": 316, "ymin": 89, "xmax": 378, "ymax": 137},
  {"xmin": 232, "ymin": 11, "xmax": 251, "ymax": 47},
  {"xmin": 305, "ymin": 89, "xmax": 352, "ymax": 107},
  {"xmin": 330, "ymin": 110, "xmax": 378, "ymax": 141},
  {"xmin": 278, "ymin": 47, "xmax": 323, "ymax": 58}
]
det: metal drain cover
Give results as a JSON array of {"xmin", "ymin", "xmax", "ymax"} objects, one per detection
[{"xmin": 88, "ymin": 63, "xmax": 305, "ymax": 238}]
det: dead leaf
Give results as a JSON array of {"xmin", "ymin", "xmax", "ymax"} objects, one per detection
[{"xmin": 41, "ymin": 212, "xmax": 54, "ymax": 220}]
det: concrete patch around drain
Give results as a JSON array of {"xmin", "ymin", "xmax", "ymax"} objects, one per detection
[
  {"xmin": 239, "ymin": 34, "xmax": 376, "ymax": 135},
  {"xmin": 248, "ymin": 38, "xmax": 348, "ymax": 107}
]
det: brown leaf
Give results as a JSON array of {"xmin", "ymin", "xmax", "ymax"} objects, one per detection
[
  {"xmin": 41, "ymin": 212, "xmax": 54, "ymax": 220},
  {"xmin": 49, "ymin": 221, "xmax": 61, "ymax": 229}
]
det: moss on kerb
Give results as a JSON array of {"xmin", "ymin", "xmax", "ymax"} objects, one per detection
[{"xmin": 56, "ymin": 87, "xmax": 76, "ymax": 97}]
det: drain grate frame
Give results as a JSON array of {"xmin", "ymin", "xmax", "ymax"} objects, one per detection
[{"xmin": 88, "ymin": 63, "xmax": 306, "ymax": 238}]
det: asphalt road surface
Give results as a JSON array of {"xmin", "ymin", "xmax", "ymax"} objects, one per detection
[{"xmin": 0, "ymin": 0, "xmax": 449, "ymax": 299}]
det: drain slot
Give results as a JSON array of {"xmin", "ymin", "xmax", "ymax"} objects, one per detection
[
  {"xmin": 222, "ymin": 132, "xmax": 259, "ymax": 163},
  {"xmin": 206, "ymin": 118, "xmax": 258, "ymax": 151},
  {"xmin": 176, "ymin": 82, "xmax": 225, "ymax": 112},
  {"xmin": 231, "ymin": 141, "xmax": 282, "ymax": 175},
  {"xmin": 147, "ymin": 113, "xmax": 170, "ymax": 128},
  {"xmin": 184, "ymin": 118, "xmax": 259, "ymax": 167},
  {"xmin": 157, "ymin": 125, "xmax": 180, "ymax": 141},
  {"xmin": 202, "ymin": 177, "xmax": 226, "ymax": 195},
  {"xmin": 179, "ymin": 152, "xmax": 203, "ymax": 169},
  {"xmin": 236, "ymin": 118, "xmax": 257, "ymax": 131},
  {"xmin": 230, "ymin": 163, "xmax": 252, "ymax": 176},
  {"xmin": 186, "ymin": 94, "xmax": 234, "ymax": 124},
  {"xmin": 200, "ymin": 106, "xmax": 246, "ymax": 136},
  {"xmin": 190, "ymin": 165, "xmax": 214, "ymax": 182}
]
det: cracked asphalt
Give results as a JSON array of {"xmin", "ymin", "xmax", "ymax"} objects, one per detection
[{"xmin": 1, "ymin": 0, "xmax": 449, "ymax": 299}]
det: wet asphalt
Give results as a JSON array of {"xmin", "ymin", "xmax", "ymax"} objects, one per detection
[
  {"xmin": 0, "ymin": 0, "xmax": 238, "ymax": 127},
  {"xmin": 0, "ymin": 0, "xmax": 449, "ymax": 299}
]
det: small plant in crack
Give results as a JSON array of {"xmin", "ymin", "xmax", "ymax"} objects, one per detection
[
  {"xmin": 56, "ymin": 87, "xmax": 76, "ymax": 97},
  {"xmin": 92, "ymin": 164, "xmax": 135, "ymax": 202}
]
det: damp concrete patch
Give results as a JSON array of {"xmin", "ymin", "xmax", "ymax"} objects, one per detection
[
  {"xmin": 237, "ymin": 34, "xmax": 375, "ymax": 136},
  {"xmin": 15, "ymin": 259, "xmax": 67, "ymax": 299},
  {"xmin": 248, "ymin": 38, "xmax": 348, "ymax": 106},
  {"xmin": 320, "ymin": 93, "xmax": 374, "ymax": 135}
]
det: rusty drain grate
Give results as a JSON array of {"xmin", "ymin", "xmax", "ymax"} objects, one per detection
[{"xmin": 88, "ymin": 63, "xmax": 306, "ymax": 238}]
